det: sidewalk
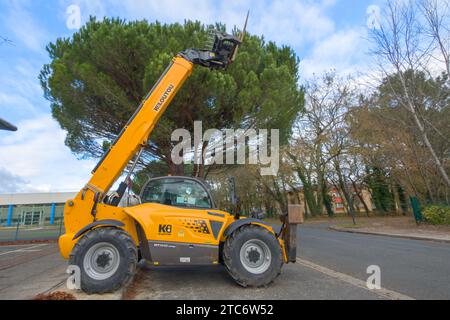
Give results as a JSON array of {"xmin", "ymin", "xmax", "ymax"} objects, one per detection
[
  {"xmin": 330, "ymin": 217, "xmax": 450, "ymax": 243},
  {"xmin": 0, "ymin": 244, "xmax": 67, "ymax": 300}
]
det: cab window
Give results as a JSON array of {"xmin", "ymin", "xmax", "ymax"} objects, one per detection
[{"xmin": 141, "ymin": 178, "xmax": 212, "ymax": 209}]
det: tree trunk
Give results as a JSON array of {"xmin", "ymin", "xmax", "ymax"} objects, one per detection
[
  {"xmin": 335, "ymin": 161, "xmax": 356, "ymax": 216},
  {"xmin": 318, "ymin": 170, "xmax": 333, "ymax": 217},
  {"xmin": 351, "ymin": 179, "xmax": 370, "ymax": 217},
  {"xmin": 399, "ymin": 74, "xmax": 450, "ymax": 188},
  {"xmin": 295, "ymin": 166, "xmax": 321, "ymax": 216},
  {"xmin": 335, "ymin": 161, "xmax": 356, "ymax": 224}
]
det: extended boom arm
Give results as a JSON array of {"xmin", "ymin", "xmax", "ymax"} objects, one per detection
[
  {"xmin": 62, "ymin": 29, "xmax": 243, "ymax": 243},
  {"xmin": 89, "ymin": 31, "xmax": 242, "ymax": 196}
]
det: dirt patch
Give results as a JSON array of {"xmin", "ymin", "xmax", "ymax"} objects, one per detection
[
  {"xmin": 338, "ymin": 216, "xmax": 450, "ymax": 232},
  {"xmin": 332, "ymin": 216, "xmax": 450, "ymax": 242},
  {"xmin": 34, "ymin": 291, "xmax": 77, "ymax": 300},
  {"xmin": 122, "ymin": 270, "xmax": 146, "ymax": 300}
]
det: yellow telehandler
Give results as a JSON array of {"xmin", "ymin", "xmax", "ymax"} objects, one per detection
[{"xmin": 59, "ymin": 15, "xmax": 298, "ymax": 293}]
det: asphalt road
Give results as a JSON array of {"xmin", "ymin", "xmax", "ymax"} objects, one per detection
[
  {"xmin": 125, "ymin": 261, "xmax": 384, "ymax": 300},
  {"xmin": 295, "ymin": 222, "xmax": 450, "ymax": 300},
  {"xmin": 0, "ymin": 223, "xmax": 448, "ymax": 300},
  {"xmin": 0, "ymin": 226, "xmax": 63, "ymax": 242},
  {"xmin": 0, "ymin": 243, "xmax": 67, "ymax": 299}
]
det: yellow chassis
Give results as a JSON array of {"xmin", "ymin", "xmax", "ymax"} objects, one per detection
[
  {"xmin": 59, "ymin": 199, "xmax": 288, "ymax": 264},
  {"xmin": 59, "ymin": 53, "xmax": 288, "ymax": 267}
]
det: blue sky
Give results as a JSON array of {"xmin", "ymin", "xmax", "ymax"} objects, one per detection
[{"xmin": 0, "ymin": 0, "xmax": 381, "ymax": 193}]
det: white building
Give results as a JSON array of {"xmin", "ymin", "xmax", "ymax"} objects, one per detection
[{"xmin": 0, "ymin": 192, "xmax": 77, "ymax": 227}]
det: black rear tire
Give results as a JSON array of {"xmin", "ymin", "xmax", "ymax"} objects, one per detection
[
  {"xmin": 69, "ymin": 228, "xmax": 137, "ymax": 294},
  {"xmin": 223, "ymin": 224, "xmax": 283, "ymax": 287}
]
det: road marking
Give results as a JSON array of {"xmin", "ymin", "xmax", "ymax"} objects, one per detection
[
  {"xmin": 0, "ymin": 244, "xmax": 47, "ymax": 256},
  {"xmin": 296, "ymin": 258, "xmax": 415, "ymax": 300}
]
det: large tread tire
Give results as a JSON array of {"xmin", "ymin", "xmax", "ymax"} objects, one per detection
[
  {"xmin": 69, "ymin": 228, "xmax": 138, "ymax": 294},
  {"xmin": 223, "ymin": 224, "xmax": 283, "ymax": 287}
]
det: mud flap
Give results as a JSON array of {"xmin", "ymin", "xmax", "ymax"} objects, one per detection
[{"xmin": 135, "ymin": 222, "xmax": 152, "ymax": 262}]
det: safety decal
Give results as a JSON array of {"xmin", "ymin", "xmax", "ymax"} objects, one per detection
[{"xmin": 181, "ymin": 219, "xmax": 210, "ymax": 235}]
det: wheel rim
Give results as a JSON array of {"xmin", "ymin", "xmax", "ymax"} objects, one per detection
[
  {"xmin": 239, "ymin": 239, "xmax": 272, "ymax": 274},
  {"xmin": 83, "ymin": 242, "xmax": 120, "ymax": 280}
]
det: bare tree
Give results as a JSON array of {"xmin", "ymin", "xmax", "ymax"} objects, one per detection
[
  {"xmin": 369, "ymin": 0, "xmax": 450, "ymax": 187},
  {"xmin": 420, "ymin": 0, "xmax": 450, "ymax": 76},
  {"xmin": 289, "ymin": 72, "xmax": 356, "ymax": 217}
]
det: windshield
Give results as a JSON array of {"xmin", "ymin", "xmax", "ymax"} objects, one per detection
[{"xmin": 141, "ymin": 178, "xmax": 212, "ymax": 209}]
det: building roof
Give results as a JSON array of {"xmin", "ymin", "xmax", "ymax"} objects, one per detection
[{"xmin": 0, "ymin": 192, "xmax": 77, "ymax": 206}]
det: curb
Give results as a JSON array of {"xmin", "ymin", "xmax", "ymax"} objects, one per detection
[{"xmin": 329, "ymin": 226, "xmax": 450, "ymax": 244}]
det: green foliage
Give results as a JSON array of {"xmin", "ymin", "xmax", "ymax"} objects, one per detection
[
  {"xmin": 396, "ymin": 184, "xmax": 408, "ymax": 215},
  {"xmin": 365, "ymin": 167, "xmax": 395, "ymax": 213},
  {"xmin": 423, "ymin": 205, "xmax": 450, "ymax": 225},
  {"xmin": 40, "ymin": 17, "xmax": 304, "ymax": 174}
]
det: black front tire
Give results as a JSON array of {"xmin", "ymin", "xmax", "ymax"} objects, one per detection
[
  {"xmin": 223, "ymin": 224, "xmax": 283, "ymax": 287},
  {"xmin": 69, "ymin": 228, "xmax": 138, "ymax": 294}
]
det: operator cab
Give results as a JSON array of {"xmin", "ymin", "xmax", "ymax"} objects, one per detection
[{"xmin": 140, "ymin": 176, "xmax": 216, "ymax": 210}]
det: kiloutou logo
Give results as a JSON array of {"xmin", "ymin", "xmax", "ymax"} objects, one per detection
[{"xmin": 154, "ymin": 84, "xmax": 175, "ymax": 112}]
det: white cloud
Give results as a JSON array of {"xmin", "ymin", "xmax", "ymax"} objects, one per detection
[
  {"xmin": 0, "ymin": 92, "xmax": 36, "ymax": 117},
  {"xmin": 65, "ymin": 0, "xmax": 360, "ymax": 77},
  {"xmin": 0, "ymin": 59, "xmax": 45, "ymax": 120},
  {"xmin": 57, "ymin": 0, "xmax": 370, "ymax": 78},
  {"xmin": 0, "ymin": 0, "xmax": 378, "ymax": 194},
  {"xmin": 300, "ymin": 27, "xmax": 372, "ymax": 79},
  {"xmin": 0, "ymin": 167, "xmax": 28, "ymax": 193},
  {"xmin": 2, "ymin": 0, "xmax": 50, "ymax": 53},
  {"xmin": 120, "ymin": 0, "xmax": 216, "ymax": 23},
  {"xmin": 255, "ymin": 0, "xmax": 335, "ymax": 45},
  {"xmin": 0, "ymin": 114, "xmax": 96, "ymax": 193},
  {"xmin": 59, "ymin": 0, "xmax": 335, "ymax": 50}
]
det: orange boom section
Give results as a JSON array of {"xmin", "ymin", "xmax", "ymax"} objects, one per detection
[
  {"xmin": 62, "ymin": 57, "xmax": 193, "ymax": 238},
  {"xmin": 90, "ymin": 57, "xmax": 193, "ymax": 193}
]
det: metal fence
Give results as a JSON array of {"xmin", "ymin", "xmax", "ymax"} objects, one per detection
[{"xmin": 0, "ymin": 204, "xmax": 65, "ymax": 242}]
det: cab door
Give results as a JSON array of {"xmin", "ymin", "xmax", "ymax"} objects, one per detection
[{"xmin": 139, "ymin": 177, "xmax": 226, "ymax": 265}]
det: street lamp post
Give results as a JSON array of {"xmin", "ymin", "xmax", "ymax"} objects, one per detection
[{"xmin": 0, "ymin": 118, "xmax": 17, "ymax": 131}]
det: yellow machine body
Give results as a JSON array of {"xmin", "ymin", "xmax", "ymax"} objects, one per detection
[
  {"xmin": 60, "ymin": 202, "xmax": 286, "ymax": 264},
  {"xmin": 58, "ymin": 55, "xmax": 288, "ymax": 264}
]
